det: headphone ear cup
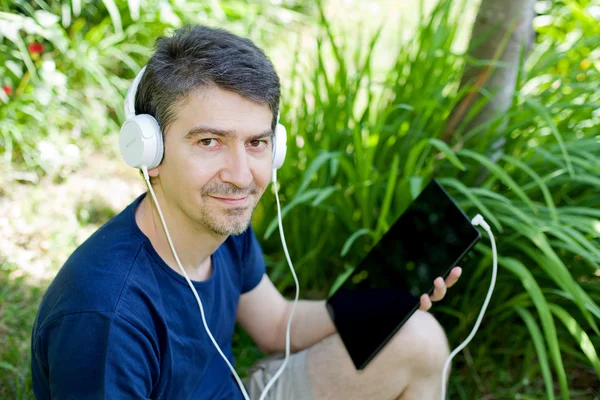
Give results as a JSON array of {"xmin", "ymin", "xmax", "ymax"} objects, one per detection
[
  {"xmin": 120, "ymin": 114, "xmax": 164, "ymax": 169},
  {"xmin": 272, "ymin": 123, "xmax": 287, "ymax": 170}
]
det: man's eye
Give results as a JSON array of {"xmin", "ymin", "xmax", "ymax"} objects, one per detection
[
  {"xmin": 249, "ymin": 140, "xmax": 267, "ymax": 148},
  {"xmin": 199, "ymin": 138, "xmax": 218, "ymax": 147}
]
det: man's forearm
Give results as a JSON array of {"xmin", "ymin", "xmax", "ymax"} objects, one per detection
[{"xmin": 272, "ymin": 300, "xmax": 336, "ymax": 353}]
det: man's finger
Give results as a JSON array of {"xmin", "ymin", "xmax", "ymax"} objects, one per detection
[
  {"xmin": 429, "ymin": 277, "xmax": 447, "ymax": 302},
  {"xmin": 445, "ymin": 266, "xmax": 462, "ymax": 289},
  {"xmin": 419, "ymin": 293, "xmax": 432, "ymax": 311}
]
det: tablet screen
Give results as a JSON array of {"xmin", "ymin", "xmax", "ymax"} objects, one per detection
[{"xmin": 326, "ymin": 179, "xmax": 480, "ymax": 370}]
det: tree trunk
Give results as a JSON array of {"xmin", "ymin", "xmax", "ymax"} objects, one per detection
[{"xmin": 443, "ymin": 0, "xmax": 536, "ymax": 144}]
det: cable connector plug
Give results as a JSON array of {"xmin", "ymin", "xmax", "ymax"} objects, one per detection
[{"xmin": 471, "ymin": 213, "xmax": 490, "ymax": 230}]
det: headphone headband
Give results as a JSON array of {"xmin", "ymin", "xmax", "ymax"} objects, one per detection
[{"xmin": 124, "ymin": 65, "xmax": 147, "ymax": 119}]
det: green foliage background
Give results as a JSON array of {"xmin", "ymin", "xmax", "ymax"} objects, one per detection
[{"xmin": 1, "ymin": 0, "xmax": 599, "ymax": 398}]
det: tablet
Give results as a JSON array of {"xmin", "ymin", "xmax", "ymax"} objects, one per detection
[{"xmin": 325, "ymin": 179, "xmax": 481, "ymax": 370}]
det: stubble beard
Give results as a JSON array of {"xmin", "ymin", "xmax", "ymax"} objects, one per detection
[
  {"xmin": 198, "ymin": 204, "xmax": 255, "ymax": 236},
  {"xmin": 198, "ymin": 181, "xmax": 261, "ymax": 236}
]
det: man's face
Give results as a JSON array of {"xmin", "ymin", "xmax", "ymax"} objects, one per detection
[{"xmin": 150, "ymin": 86, "xmax": 273, "ymax": 236}]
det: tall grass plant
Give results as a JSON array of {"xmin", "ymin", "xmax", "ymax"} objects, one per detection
[{"xmin": 253, "ymin": 0, "xmax": 600, "ymax": 397}]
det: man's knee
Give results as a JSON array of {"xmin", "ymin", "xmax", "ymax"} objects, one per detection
[{"xmin": 388, "ymin": 310, "xmax": 450, "ymax": 375}]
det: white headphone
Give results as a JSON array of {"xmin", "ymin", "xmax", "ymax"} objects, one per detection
[{"xmin": 119, "ymin": 65, "xmax": 287, "ymax": 171}]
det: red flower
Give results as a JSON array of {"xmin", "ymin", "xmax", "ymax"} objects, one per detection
[
  {"xmin": 3, "ymin": 85, "xmax": 12, "ymax": 96},
  {"xmin": 27, "ymin": 42, "xmax": 45, "ymax": 55}
]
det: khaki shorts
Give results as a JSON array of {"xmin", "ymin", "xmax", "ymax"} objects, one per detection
[{"xmin": 244, "ymin": 349, "xmax": 313, "ymax": 400}]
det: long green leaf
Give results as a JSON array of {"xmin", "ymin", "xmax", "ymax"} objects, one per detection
[
  {"xmin": 402, "ymin": 139, "xmax": 429, "ymax": 180},
  {"xmin": 458, "ymin": 149, "xmax": 536, "ymax": 213},
  {"xmin": 128, "ymin": 0, "xmax": 141, "ymax": 21},
  {"xmin": 514, "ymin": 239, "xmax": 600, "ymax": 335},
  {"xmin": 264, "ymin": 189, "xmax": 322, "ymax": 239},
  {"xmin": 101, "ymin": 0, "xmax": 123, "ymax": 34},
  {"xmin": 547, "ymin": 290, "xmax": 600, "ymax": 320},
  {"xmin": 524, "ymin": 97, "xmax": 574, "ymax": 177},
  {"xmin": 340, "ymin": 228, "xmax": 375, "ymax": 257},
  {"xmin": 428, "ymin": 138, "xmax": 466, "ymax": 171},
  {"xmin": 546, "ymin": 227, "xmax": 600, "ymax": 267},
  {"xmin": 514, "ymin": 306, "xmax": 556, "ymax": 400},
  {"xmin": 328, "ymin": 266, "xmax": 355, "ymax": 297},
  {"xmin": 72, "ymin": 0, "xmax": 82, "ymax": 16},
  {"xmin": 375, "ymin": 154, "xmax": 400, "ymax": 237},
  {"xmin": 549, "ymin": 304, "xmax": 600, "ymax": 379},
  {"xmin": 0, "ymin": 361, "xmax": 19, "ymax": 374},
  {"xmin": 501, "ymin": 257, "xmax": 569, "ymax": 400},
  {"xmin": 297, "ymin": 151, "xmax": 341, "ymax": 194},
  {"xmin": 501, "ymin": 154, "xmax": 558, "ymax": 223},
  {"xmin": 311, "ymin": 186, "xmax": 338, "ymax": 206}
]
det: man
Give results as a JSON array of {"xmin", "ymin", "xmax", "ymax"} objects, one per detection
[{"xmin": 31, "ymin": 25, "xmax": 462, "ymax": 399}]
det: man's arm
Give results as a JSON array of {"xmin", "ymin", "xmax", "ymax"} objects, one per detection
[
  {"xmin": 237, "ymin": 266, "xmax": 464, "ymax": 354},
  {"xmin": 236, "ymin": 275, "xmax": 336, "ymax": 354}
]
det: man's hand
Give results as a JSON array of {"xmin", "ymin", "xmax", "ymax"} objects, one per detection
[{"xmin": 419, "ymin": 266, "xmax": 462, "ymax": 311}]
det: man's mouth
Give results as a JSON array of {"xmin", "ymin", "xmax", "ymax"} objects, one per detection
[{"xmin": 208, "ymin": 195, "xmax": 249, "ymax": 205}]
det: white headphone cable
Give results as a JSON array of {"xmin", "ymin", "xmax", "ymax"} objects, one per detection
[
  {"xmin": 257, "ymin": 169, "xmax": 301, "ymax": 400},
  {"xmin": 441, "ymin": 214, "xmax": 497, "ymax": 400},
  {"xmin": 141, "ymin": 166, "xmax": 251, "ymax": 400}
]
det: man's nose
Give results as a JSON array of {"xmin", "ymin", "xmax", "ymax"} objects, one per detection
[{"xmin": 220, "ymin": 145, "xmax": 253, "ymax": 189}]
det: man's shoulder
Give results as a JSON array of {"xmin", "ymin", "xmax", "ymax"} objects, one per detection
[{"xmin": 35, "ymin": 198, "xmax": 149, "ymax": 330}]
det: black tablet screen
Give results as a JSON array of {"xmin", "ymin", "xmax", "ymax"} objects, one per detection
[{"xmin": 326, "ymin": 179, "xmax": 481, "ymax": 370}]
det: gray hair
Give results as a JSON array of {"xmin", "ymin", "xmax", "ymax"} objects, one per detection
[{"xmin": 135, "ymin": 24, "xmax": 281, "ymax": 134}]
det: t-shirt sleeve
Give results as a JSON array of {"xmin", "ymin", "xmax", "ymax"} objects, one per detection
[
  {"xmin": 33, "ymin": 312, "xmax": 158, "ymax": 399},
  {"xmin": 240, "ymin": 226, "xmax": 266, "ymax": 293}
]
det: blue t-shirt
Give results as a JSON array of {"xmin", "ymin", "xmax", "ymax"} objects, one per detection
[{"xmin": 31, "ymin": 193, "xmax": 265, "ymax": 399}]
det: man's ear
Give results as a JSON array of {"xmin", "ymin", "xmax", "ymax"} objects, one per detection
[{"xmin": 148, "ymin": 166, "xmax": 160, "ymax": 178}]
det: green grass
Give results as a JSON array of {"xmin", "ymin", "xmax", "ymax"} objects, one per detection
[{"xmin": 0, "ymin": 266, "xmax": 44, "ymax": 400}]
